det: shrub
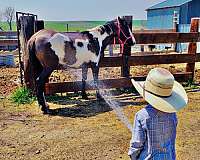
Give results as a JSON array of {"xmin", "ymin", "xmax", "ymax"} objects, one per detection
[{"xmin": 10, "ymin": 87, "xmax": 36, "ymax": 105}]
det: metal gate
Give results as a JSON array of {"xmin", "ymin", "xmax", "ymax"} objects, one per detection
[{"xmin": 16, "ymin": 12, "xmax": 37, "ymax": 85}]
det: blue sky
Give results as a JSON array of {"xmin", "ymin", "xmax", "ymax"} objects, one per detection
[{"xmin": 0, "ymin": 0, "xmax": 163, "ymax": 21}]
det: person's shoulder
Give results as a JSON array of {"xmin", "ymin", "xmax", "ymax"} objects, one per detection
[{"xmin": 136, "ymin": 105, "xmax": 152, "ymax": 120}]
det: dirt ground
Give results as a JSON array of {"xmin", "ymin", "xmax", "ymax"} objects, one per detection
[{"xmin": 0, "ymin": 60, "xmax": 200, "ymax": 160}]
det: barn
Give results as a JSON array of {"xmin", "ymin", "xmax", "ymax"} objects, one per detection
[
  {"xmin": 146, "ymin": 0, "xmax": 200, "ymax": 52},
  {"xmin": 146, "ymin": 0, "xmax": 200, "ymax": 29}
]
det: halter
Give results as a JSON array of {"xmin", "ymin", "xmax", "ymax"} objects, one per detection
[{"xmin": 114, "ymin": 18, "xmax": 134, "ymax": 54}]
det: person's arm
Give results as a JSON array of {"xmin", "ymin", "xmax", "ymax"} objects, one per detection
[{"xmin": 128, "ymin": 114, "xmax": 146, "ymax": 160}]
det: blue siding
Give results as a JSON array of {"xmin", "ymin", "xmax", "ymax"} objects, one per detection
[
  {"xmin": 179, "ymin": 3, "xmax": 189, "ymax": 24},
  {"xmin": 147, "ymin": 0, "xmax": 200, "ymax": 27},
  {"xmin": 178, "ymin": 23, "xmax": 200, "ymax": 53},
  {"xmin": 147, "ymin": 7, "xmax": 180, "ymax": 29},
  {"xmin": 147, "ymin": 0, "xmax": 192, "ymax": 10},
  {"xmin": 187, "ymin": 0, "xmax": 200, "ymax": 23},
  {"xmin": 177, "ymin": 24, "xmax": 190, "ymax": 52},
  {"xmin": 147, "ymin": 0, "xmax": 200, "ymax": 52},
  {"xmin": 179, "ymin": 0, "xmax": 200, "ymax": 24}
]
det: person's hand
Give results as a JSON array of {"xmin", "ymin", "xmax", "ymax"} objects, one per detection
[{"xmin": 129, "ymin": 155, "xmax": 136, "ymax": 160}]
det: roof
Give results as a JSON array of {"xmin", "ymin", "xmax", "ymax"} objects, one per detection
[{"xmin": 147, "ymin": 0, "xmax": 192, "ymax": 10}]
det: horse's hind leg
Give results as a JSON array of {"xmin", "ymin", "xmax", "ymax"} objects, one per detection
[
  {"xmin": 36, "ymin": 67, "xmax": 53, "ymax": 114},
  {"xmin": 81, "ymin": 63, "xmax": 89, "ymax": 99}
]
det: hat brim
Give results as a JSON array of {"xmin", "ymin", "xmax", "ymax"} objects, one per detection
[{"xmin": 131, "ymin": 79, "xmax": 188, "ymax": 113}]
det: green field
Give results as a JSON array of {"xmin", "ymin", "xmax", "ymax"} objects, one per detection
[
  {"xmin": 0, "ymin": 22, "xmax": 17, "ymax": 31},
  {"xmin": 0, "ymin": 20, "xmax": 146, "ymax": 32},
  {"xmin": 44, "ymin": 21, "xmax": 106, "ymax": 32},
  {"xmin": 45, "ymin": 20, "xmax": 146, "ymax": 32}
]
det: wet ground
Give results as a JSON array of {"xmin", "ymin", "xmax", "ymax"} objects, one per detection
[{"xmin": 0, "ymin": 61, "xmax": 200, "ymax": 159}]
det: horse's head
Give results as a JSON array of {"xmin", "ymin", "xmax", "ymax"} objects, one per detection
[
  {"xmin": 80, "ymin": 17, "xmax": 136, "ymax": 66},
  {"xmin": 103, "ymin": 16, "xmax": 136, "ymax": 47}
]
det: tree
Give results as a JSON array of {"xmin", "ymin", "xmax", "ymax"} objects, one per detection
[
  {"xmin": 4, "ymin": 7, "xmax": 15, "ymax": 31},
  {"xmin": 0, "ymin": 10, "xmax": 3, "ymax": 31}
]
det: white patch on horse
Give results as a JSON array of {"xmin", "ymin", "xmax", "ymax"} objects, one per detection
[
  {"xmin": 48, "ymin": 33, "xmax": 70, "ymax": 65},
  {"xmin": 69, "ymin": 39, "xmax": 98, "ymax": 68},
  {"xmin": 89, "ymin": 26, "xmax": 109, "ymax": 65}
]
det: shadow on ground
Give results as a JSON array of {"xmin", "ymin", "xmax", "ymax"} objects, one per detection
[{"xmin": 45, "ymin": 92, "xmax": 147, "ymax": 118}]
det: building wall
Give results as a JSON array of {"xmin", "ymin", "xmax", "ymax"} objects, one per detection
[
  {"xmin": 187, "ymin": 0, "xmax": 200, "ymax": 23},
  {"xmin": 179, "ymin": 0, "xmax": 200, "ymax": 24},
  {"xmin": 147, "ymin": 0, "xmax": 200, "ymax": 52},
  {"xmin": 147, "ymin": 7, "xmax": 180, "ymax": 29},
  {"xmin": 147, "ymin": 0, "xmax": 200, "ymax": 28},
  {"xmin": 179, "ymin": 3, "xmax": 189, "ymax": 24}
]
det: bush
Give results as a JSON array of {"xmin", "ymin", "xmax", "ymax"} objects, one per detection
[{"xmin": 10, "ymin": 87, "xmax": 36, "ymax": 105}]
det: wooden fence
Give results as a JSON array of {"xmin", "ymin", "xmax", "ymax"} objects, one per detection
[
  {"xmin": 45, "ymin": 18, "xmax": 200, "ymax": 94},
  {"xmin": 0, "ymin": 31, "xmax": 18, "ymax": 50},
  {"xmin": 1, "ymin": 18, "xmax": 200, "ymax": 95}
]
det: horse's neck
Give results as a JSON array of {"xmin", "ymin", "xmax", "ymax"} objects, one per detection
[{"xmin": 89, "ymin": 30, "xmax": 110, "ymax": 51}]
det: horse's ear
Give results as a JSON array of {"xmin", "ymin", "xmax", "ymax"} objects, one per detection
[
  {"xmin": 117, "ymin": 16, "xmax": 125, "ymax": 25},
  {"xmin": 117, "ymin": 16, "xmax": 122, "ymax": 21}
]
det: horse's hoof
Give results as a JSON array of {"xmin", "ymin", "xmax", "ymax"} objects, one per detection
[
  {"xmin": 45, "ymin": 103, "xmax": 50, "ymax": 110},
  {"xmin": 82, "ymin": 93, "xmax": 89, "ymax": 100},
  {"xmin": 41, "ymin": 106, "xmax": 50, "ymax": 114},
  {"xmin": 96, "ymin": 93, "xmax": 104, "ymax": 101}
]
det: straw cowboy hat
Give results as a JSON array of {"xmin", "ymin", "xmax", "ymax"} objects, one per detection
[{"xmin": 131, "ymin": 68, "xmax": 188, "ymax": 113}]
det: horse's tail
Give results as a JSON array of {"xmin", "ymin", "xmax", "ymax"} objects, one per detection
[{"xmin": 24, "ymin": 39, "xmax": 42, "ymax": 93}]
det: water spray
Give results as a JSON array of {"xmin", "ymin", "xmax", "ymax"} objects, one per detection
[
  {"xmin": 67, "ymin": 68, "xmax": 133, "ymax": 132},
  {"xmin": 99, "ymin": 89, "xmax": 133, "ymax": 132}
]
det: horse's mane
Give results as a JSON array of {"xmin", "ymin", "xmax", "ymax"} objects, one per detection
[
  {"xmin": 88, "ymin": 25, "xmax": 105, "ymax": 35},
  {"xmin": 80, "ymin": 25, "xmax": 104, "ymax": 41}
]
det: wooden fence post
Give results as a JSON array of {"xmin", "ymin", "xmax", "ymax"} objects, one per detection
[
  {"xmin": 109, "ymin": 45, "xmax": 113, "ymax": 56},
  {"xmin": 173, "ymin": 11, "xmax": 179, "ymax": 51},
  {"xmin": 186, "ymin": 18, "xmax": 200, "ymax": 81},
  {"xmin": 121, "ymin": 16, "xmax": 132, "ymax": 77}
]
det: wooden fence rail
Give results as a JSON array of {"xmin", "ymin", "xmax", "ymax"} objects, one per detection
[
  {"xmin": 0, "ymin": 31, "xmax": 18, "ymax": 48},
  {"xmin": 134, "ymin": 32, "xmax": 200, "ymax": 44},
  {"xmin": 99, "ymin": 53, "xmax": 200, "ymax": 67},
  {"xmin": 0, "ymin": 39, "xmax": 18, "ymax": 46},
  {"xmin": 45, "ymin": 73, "xmax": 193, "ymax": 94},
  {"xmin": 44, "ymin": 18, "xmax": 200, "ymax": 94},
  {"xmin": 1, "ymin": 17, "xmax": 200, "ymax": 95},
  {"xmin": 1, "ymin": 32, "xmax": 200, "ymax": 47},
  {"xmin": 0, "ymin": 31, "xmax": 17, "ymax": 36}
]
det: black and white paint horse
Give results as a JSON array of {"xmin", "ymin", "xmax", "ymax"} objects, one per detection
[{"xmin": 25, "ymin": 17, "xmax": 136, "ymax": 114}]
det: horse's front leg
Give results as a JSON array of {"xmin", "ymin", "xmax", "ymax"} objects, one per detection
[
  {"xmin": 36, "ymin": 67, "xmax": 53, "ymax": 114},
  {"xmin": 81, "ymin": 63, "xmax": 89, "ymax": 99},
  {"xmin": 91, "ymin": 62, "xmax": 103, "ymax": 100}
]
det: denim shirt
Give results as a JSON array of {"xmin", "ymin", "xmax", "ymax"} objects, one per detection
[{"xmin": 128, "ymin": 105, "xmax": 177, "ymax": 160}]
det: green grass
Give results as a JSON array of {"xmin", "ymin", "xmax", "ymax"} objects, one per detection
[
  {"xmin": 10, "ymin": 87, "xmax": 36, "ymax": 105},
  {"xmin": 133, "ymin": 20, "xmax": 147, "ymax": 29},
  {"xmin": 0, "ymin": 20, "xmax": 146, "ymax": 32},
  {"xmin": 45, "ymin": 21, "xmax": 106, "ymax": 32},
  {"xmin": 45, "ymin": 20, "xmax": 147, "ymax": 32},
  {"xmin": 0, "ymin": 22, "xmax": 16, "ymax": 31}
]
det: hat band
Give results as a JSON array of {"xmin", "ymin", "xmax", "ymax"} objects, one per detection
[
  {"xmin": 144, "ymin": 87, "xmax": 172, "ymax": 98},
  {"xmin": 137, "ymin": 82, "xmax": 172, "ymax": 99},
  {"xmin": 144, "ymin": 80, "xmax": 173, "ymax": 97}
]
